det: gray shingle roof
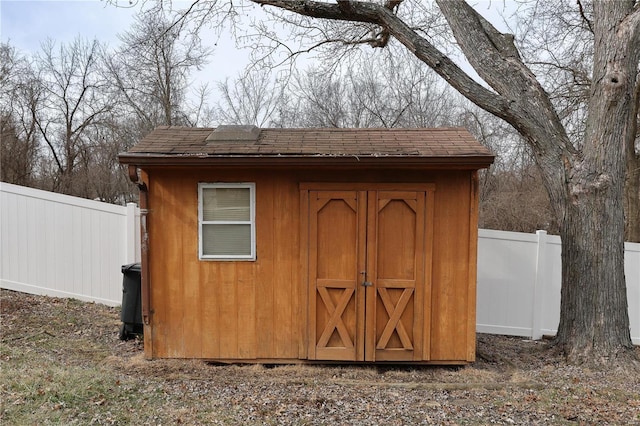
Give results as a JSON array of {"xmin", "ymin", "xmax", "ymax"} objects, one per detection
[{"xmin": 120, "ymin": 126, "xmax": 494, "ymax": 167}]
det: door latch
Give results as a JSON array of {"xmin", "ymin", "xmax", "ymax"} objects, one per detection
[{"xmin": 360, "ymin": 271, "xmax": 372, "ymax": 287}]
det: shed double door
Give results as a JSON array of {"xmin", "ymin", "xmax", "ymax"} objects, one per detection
[{"xmin": 306, "ymin": 186, "xmax": 434, "ymax": 362}]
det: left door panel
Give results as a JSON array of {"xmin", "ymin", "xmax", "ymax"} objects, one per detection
[{"xmin": 308, "ymin": 190, "xmax": 366, "ymax": 361}]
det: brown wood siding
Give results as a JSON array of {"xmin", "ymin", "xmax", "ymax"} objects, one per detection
[
  {"xmin": 143, "ymin": 167, "xmax": 478, "ymax": 363},
  {"xmin": 430, "ymin": 172, "xmax": 473, "ymax": 361},
  {"xmin": 147, "ymin": 170, "xmax": 301, "ymax": 360}
]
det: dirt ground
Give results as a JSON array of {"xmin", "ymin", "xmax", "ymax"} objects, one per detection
[{"xmin": 1, "ymin": 289, "xmax": 639, "ymax": 425}]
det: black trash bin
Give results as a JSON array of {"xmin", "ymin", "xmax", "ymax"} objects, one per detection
[{"xmin": 119, "ymin": 263, "xmax": 143, "ymax": 340}]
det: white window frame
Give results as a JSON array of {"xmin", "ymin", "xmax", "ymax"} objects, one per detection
[{"xmin": 198, "ymin": 182, "xmax": 256, "ymax": 261}]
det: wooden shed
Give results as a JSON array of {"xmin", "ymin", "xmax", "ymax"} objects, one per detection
[{"xmin": 119, "ymin": 126, "xmax": 494, "ymax": 364}]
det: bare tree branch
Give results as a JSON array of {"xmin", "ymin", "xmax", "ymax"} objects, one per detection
[
  {"xmin": 251, "ymin": 0, "xmax": 509, "ymax": 120},
  {"xmin": 576, "ymin": 0, "xmax": 593, "ymax": 34}
]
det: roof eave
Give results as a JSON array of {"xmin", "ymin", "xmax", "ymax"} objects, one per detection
[{"xmin": 118, "ymin": 153, "xmax": 495, "ymax": 169}]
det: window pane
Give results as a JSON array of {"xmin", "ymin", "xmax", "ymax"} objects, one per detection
[
  {"xmin": 202, "ymin": 224, "xmax": 251, "ymax": 256},
  {"xmin": 202, "ymin": 188, "xmax": 250, "ymax": 221}
]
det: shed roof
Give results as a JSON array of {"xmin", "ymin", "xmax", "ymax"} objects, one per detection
[{"xmin": 119, "ymin": 126, "xmax": 494, "ymax": 168}]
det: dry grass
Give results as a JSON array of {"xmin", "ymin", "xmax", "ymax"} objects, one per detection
[{"xmin": 1, "ymin": 289, "xmax": 639, "ymax": 425}]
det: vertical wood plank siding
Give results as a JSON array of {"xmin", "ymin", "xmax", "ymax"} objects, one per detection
[
  {"xmin": 145, "ymin": 168, "xmax": 476, "ymax": 363},
  {"xmin": 429, "ymin": 173, "xmax": 472, "ymax": 361}
]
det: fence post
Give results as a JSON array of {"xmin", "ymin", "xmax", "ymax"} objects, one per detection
[
  {"xmin": 126, "ymin": 203, "xmax": 138, "ymax": 264},
  {"xmin": 531, "ymin": 230, "xmax": 548, "ymax": 340}
]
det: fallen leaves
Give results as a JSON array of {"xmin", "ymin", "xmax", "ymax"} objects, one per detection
[{"xmin": 1, "ymin": 289, "xmax": 639, "ymax": 425}]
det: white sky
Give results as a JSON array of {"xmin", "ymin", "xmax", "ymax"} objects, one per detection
[
  {"xmin": 1, "ymin": 0, "xmax": 516, "ymax": 104},
  {"xmin": 0, "ymin": 0, "xmax": 257, "ymax": 90},
  {"xmin": 2, "ymin": 0, "xmax": 139, "ymax": 50}
]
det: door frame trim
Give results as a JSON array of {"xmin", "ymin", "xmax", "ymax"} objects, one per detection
[{"xmin": 300, "ymin": 183, "xmax": 436, "ymax": 192}]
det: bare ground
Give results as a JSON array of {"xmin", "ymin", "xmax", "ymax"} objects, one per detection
[{"xmin": 1, "ymin": 289, "xmax": 639, "ymax": 425}]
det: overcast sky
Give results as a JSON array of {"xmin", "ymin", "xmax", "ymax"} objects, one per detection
[
  {"xmin": 1, "ymin": 1, "xmax": 138, "ymax": 51},
  {"xmin": 1, "ymin": 0, "xmax": 516, "ymax": 102},
  {"xmin": 0, "ymin": 0, "xmax": 257, "ymax": 90}
]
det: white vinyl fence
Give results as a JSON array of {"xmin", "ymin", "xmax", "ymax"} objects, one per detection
[
  {"xmin": 477, "ymin": 229, "xmax": 640, "ymax": 344},
  {"xmin": 1, "ymin": 183, "xmax": 638, "ymax": 343},
  {"xmin": 0, "ymin": 182, "xmax": 140, "ymax": 306}
]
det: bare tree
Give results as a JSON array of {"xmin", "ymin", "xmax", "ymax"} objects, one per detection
[
  {"xmin": 2, "ymin": 6, "xmax": 216, "ymax": 203},
  {"xmin": 0, "ymin": 43, "xmax": 42, "ymax": 186},
  {"xmin": 81, "ymin": 115, "xmax": 139, "ymax": 204},
  {"xmin": 479, "ymin": 165, "xmax": 558, "ymax": 233},
  {"xmin": 0, "ymin": 115, "xmax": 37, "ymax": 186},
  {"xmin": 105, "ymin": 7, "xmax": 212, "ymax": 132},
  {"xmin": 264, "ymin": 52, "xmax": 459, "ymax": 128},
  {"xmin": 215, "ymin": 70, "xmax": 287, "ymax": 127},
  {"xmin": 457, "ymin": 106, "xmax": 558, "ymax": 234},
  {"xmin": 246, "ymin": 0, "xmax": 639, "ymax": 363},
  {"xmin": 31, "ymin": 37, "xmax": 115, "ymax": 196},
  {"xmin": 291, "ymin": 67, "xmax": 362, "ymax": 127},
  {"xmin": 345, "ymin": 51, "xmax": 460, "ymax": 128}
]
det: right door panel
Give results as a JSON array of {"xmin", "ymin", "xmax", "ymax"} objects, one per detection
[{"xmin": 366, "ymin": 191, "xmax": 428, "ymax": 361}]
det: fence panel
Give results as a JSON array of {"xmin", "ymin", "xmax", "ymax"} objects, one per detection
[
  {"xmin": 0, "ymin": 182, "xmax": 139, "ymax": 306},
  {"xmin": 476, "ymin": 229, "xmax": 539, "ymax": 336},
  {"xmin": 477, "ymin": 228, "xmax": 640, "ymax": 345}
]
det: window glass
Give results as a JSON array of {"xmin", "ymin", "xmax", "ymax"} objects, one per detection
[
  {"xmin": 199, "ymin": 183, "xmax": 255, "ymax": 260},
  {"xmin": 202, "ymin": 188, "xmax": 250, "ymax": 221},
  {"xmin": 202, "ymin": 224, "xmax": 252, "ymax": 256}
]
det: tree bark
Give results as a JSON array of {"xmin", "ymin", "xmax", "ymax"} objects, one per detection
[
  {"xmin": 251, "ymin": 0, "xmax": 640, "ymax": 363},
  {"xmin": 554, "ymin": 2, "xmax": 639, "ymax": 362}
]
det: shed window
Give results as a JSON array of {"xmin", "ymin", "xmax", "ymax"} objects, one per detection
[{"xmin": 198, "ymin": 183, "xmax": 256, "ymax": 260}]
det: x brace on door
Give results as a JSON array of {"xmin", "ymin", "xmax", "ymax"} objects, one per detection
[
  {"xmin": 376, "ymin": 288, "xmax": 415, "ymax": 350},
  {"xmin": 316, "ymin": 286, "xmax": 355, "ymax": 349}
]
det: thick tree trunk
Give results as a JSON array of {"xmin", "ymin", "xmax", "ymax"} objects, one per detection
[
  {"xmin": 554, "ymin": 2, "xmax": 638, "ymax": 362},
  {"xmin": 557, "ymin": 184, "xmax": 632, "ymax": 362}
]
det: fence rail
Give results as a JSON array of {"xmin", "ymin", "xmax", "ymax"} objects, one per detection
[{"xmin": 1, "ymin": 183, "xmax": 638, "ymax": 343}]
